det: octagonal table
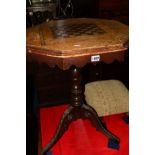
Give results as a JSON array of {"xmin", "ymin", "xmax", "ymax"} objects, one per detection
[{"xmin": 26, "ymin": 18, "xmax": 128, "ymax": 155}]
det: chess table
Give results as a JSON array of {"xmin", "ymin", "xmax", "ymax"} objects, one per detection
[{"xmin": 26, "ymin": 18, "xmax": 128, "ymax": 155}]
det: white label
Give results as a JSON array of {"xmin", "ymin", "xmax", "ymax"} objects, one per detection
[{"xmin": 91, "ymin": 55, "xmax": 100, "ymax": 62}]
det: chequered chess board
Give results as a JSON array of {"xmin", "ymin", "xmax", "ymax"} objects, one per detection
[{"xmin": 50, "ymin": 23, "xmax": 105, "ymax": 38}]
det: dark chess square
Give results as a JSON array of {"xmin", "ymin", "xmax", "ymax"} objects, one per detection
[{"xmin": 50, "ymin": 23, "xmax": 105, "ymax": 38}]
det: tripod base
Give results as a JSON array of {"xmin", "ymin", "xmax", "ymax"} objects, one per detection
[{"xmin": 40, "ymin": 67, "xmax": 120, "ymax": 155}]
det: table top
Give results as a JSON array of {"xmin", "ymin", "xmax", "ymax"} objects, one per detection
[{"xmin": 27, "ymin": 18, "xmax": 128, "ymax": 70}]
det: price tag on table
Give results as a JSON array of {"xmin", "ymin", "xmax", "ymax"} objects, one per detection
[{"xmin": 91, "ymin": 55, "xmax": 100, "ymax": 62}]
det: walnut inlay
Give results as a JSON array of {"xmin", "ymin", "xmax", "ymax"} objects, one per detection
[
  {"xmin": 50, "ymin": 23, "xmax": 105, "ymax": 38},
  {"xmin": 26, "ymin": 18, "xmax": 128, "ymax": 70}
]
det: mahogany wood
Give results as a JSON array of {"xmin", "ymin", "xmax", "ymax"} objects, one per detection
[
  {"xmin": 27, "ymin": 18, "xmax": 128, "ymax": 70},
  {"xmin": 26, "ymin": 18, "xmax": 128, "ymax": 155},
  {"xmin": 40, "ymin": 67, "xmax": 120, "ymax": 155}
]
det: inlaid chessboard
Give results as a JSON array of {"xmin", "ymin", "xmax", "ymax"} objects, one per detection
[{"xmin": 50, "ymin": 23, "xmax": 105, "ymax": 38}]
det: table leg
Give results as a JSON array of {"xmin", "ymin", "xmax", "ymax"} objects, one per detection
[{"xmin": 40, "ymin": 67, "xmax": 120, "ymax": 155}]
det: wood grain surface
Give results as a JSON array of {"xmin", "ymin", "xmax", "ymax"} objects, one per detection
[{"xmin": 26, "ymin": 18, "xmax": 128, "ymax": 70}]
